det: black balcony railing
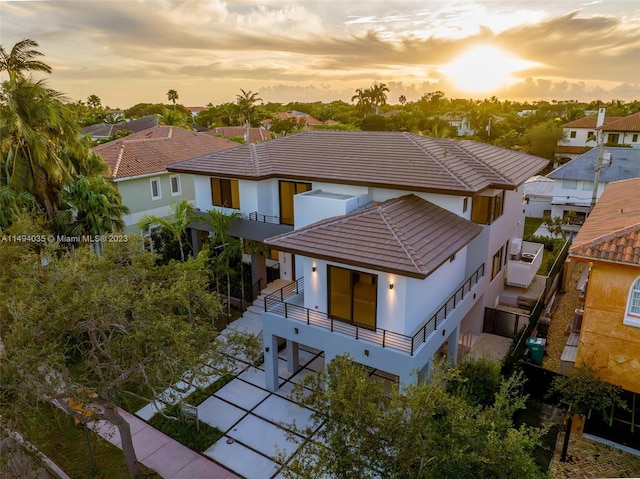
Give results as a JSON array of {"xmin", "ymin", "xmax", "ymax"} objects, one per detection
[
  {"xmin": 264, "ymin": 263, "xmax": 485, "ymax": 356},
  {"xmin": 248, "ymin": 212, "xmax": 281, "ymax": 224}
]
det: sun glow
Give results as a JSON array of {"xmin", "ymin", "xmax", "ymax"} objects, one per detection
[{"xmin": 443, "ymin": 46, "xmax": 536, "ymax": 93}]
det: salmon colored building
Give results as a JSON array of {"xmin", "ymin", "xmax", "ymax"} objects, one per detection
[{"xmin": 569, "ymin": 178, "xmax": 640, "ymax": 395}]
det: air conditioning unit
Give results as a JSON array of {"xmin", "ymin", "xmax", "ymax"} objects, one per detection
[
  {"xmin": 510, "ymin": 238, "xmax": 523, "ymax": 256},
  {"xmin": 602, "ymin": 152, "xmax": 612, "ymax": 166}
]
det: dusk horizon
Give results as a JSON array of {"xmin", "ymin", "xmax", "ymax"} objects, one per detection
[{"xmin": 1, "ymin": 0, "xmax": 638, "ymax": 109}]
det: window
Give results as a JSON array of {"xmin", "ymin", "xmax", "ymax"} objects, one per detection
[
  {"xmin": 328, "ymin": 265, "xmax": 377, "ymax": 329},
  {"xmin": 170, "ymin": 175, "xmax": 181, "ymax": 196},
  {"xmin": 587, "ymin": 131, "xmax": 594, "ymax": 139},
  {"xmin": 562, "ymin": 179, "xmax": 578, "ymax": 190},
  {"xmin": 471, "ymin": 191, "xmax": 504, "ymax": 225},
  {"xmin": 150, "ymin": 178, "xmax": 161, "ymax": 200},
  {"xmin": 279, "ymin": 180, "xmax": 311, "ymax": 225},
  {"xmin": 491, "ymin": 247, "xmax": 503, "ymax": 280},
  {"xmin": 463, "ymin": 197, "xmax": 468, "ymax": 213},
  {"xmin": 570, "ymin": 131, "xmax": 577, "ymax": 138},
  {"xmin": 211, "ymin": 178, "xmax": 240, "ymax": 209},
  {"xmin": 504, "ymin": 240, "xmax": 509, "ymax": 266},
  {"xmin": 581, "ymin": 181, "xmax": 594, "ymax": 191},
  {"xmin": 624, "ymin": 277, "xmax": 640, "ymax": 327},
  {"xmin": 607, "ymin": 133, "xmax": 620, "ymax": 144},
  {"xmin": 633, "ymin": 134, "xmax": 638, "ymax": 142}
]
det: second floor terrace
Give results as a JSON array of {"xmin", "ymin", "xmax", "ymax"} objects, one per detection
[{"xmin": 263, "ymin": 263, "xmax": 485, "ymax": 356}]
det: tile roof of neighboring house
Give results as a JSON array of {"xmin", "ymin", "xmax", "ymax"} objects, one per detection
[
  {"xmin": 547, "ymin": 147, "xmax": 640, "ymax": 183},
  {"xmin": 92, "ymin": 126, "xmax": 239, "ymax": 180},
  {"xmin": 262, "ymin": 111, "xmax": 327, "ymax": 127},
  {"xmin": 599, "ymin": 111, "xmax": 640, "ymax": 132},
  {"xmin": 80, "ymin": 115, "xmax": 160, "ymax": 138},
  {"xmin": 561, "ymin": 117, "xmax": 622, "ymax": 129},
  {"xmin": 264, "ymin": 194, "xmax": 483, "ymax": 278},
  {"xmin": 554, "ymin": 145, "xmax": 592, "ymax": 155},
  {"xmin": 524, "ymin": 175, "xmax": 555, "ymax": 197},
  {"xmin": 570, "ymin": 178, "xmax": 640, "ymax": 266},
  {"xmin": 208, "ymin": 126, "xmax": 276, "ymax": 144},
  {"xmin": 168, "ymin": 131, "xmax": 548, "ymax": 195}
]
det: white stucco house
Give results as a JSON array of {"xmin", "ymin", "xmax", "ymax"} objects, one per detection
[
  {"xmin": 555, "ymin": 109, "xmax": 640, "ymax": 162},
  {"xmin": 167, "ymin": 131, "xmax": 548, "ymax": 390},
  {"xmin": 547, "ymin": 147, "xmax": 640, "ymax": 232},
  {"xmin": 523, "ymin": 175, "xmax": 554, "ymax": 219}
]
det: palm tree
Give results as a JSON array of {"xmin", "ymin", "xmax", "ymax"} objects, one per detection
[
  {"xmin": 235, "ymin": 89, "xmax": 262, "ymax": 127},
  {"xmin": 0, "ymin": 38, "xmax": 51, "ymax": 80},
  {"xmin": 351, "ymin": 88, "xmax": 372, "ymax": 117},
  {"xmin": 58, "ymin": 176, "xmax": 129, "ymax": 253},
  {"xmin": 199, "ymin": 209, "xmax": 243, "ymax": 319},
  {"xmin": 398, "ymin": 95, "xmax": 407, "ymax": 107},
  {"xmin": 369, "ymin": 82, "xmax": 389, "ymax": 114},
  {"xmin": 137, "ymin": 200, "xmax": 195, "ymax": 262},
  {"xmin": 0, "ymin": 186, "xmax": 36, "ymax": 229},
  {"xmin": 158, "ymin": 108, "xmax": 191, "ymax": 128},
  {"xmin": 0, "ymin": 76, "xmax": 87, "ymax": 221},
  {"xmin": 86, "ymin": 94, "xmax": 102, "ymax": 110},
  {"xmin": 167, "ymin": 89, "xmax": 178, "ymax": 110}
]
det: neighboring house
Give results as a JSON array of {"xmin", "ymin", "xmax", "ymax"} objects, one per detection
[
  {"xmin": 261, "ymin": 111, "xmax": 337, "ymax": 130},
  {"xmin": 187, "ymin": 106, "xmax": 206, "ymax": 118},
  {"xmin": 555, "ymin": 109, "xmax": 640, "ymax": 162},
  {"xmin": 442, "ymin": 114, "xmax": 475, "ymax": 136},
  {"xmin": 92, "ymin": 126, "xmax": 239, "ymax": 233},
  {"xmin": 81, "ymin": 115, "xmax": 161, "ymax": 141},
  {"xmin": 546, "ymin": 147, "xmax": 640, "ymax": 232},
  {"xmin": 567, "ymin": 178, "xmax": 640, "ymax": 394},
  {"xmin": 208, "ymin": 126, "xmax": 276, "ymax": 144},
  {"xmin": 168, "ymin": 130, "xmax": 547, "ymax": 391},
  {"xmin": 523, "ymin": 175, "xmax": 554, "ymax": 219}
]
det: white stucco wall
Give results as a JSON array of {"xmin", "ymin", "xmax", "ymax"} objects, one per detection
[{"xmin": 299, "ymin": 248, "xmax": 469, "ymax": 337}]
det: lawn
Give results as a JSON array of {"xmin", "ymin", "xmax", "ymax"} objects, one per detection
[
  {"xmin": 524, "ymin": 217, "xmax": 544, "ymax": 238},
  {"xmin": 14, "ymin": 404, "xmax": 159, "ymax": 478}
]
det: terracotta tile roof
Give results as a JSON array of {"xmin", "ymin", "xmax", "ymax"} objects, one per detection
[
  {"xmin": 264, "ymin": 194, "xmax": 483, "ymax": 279},
  {"xmin": 92, "ymin": 126, "xmax": 239, "ymax": 180},
  {"xmin": 555, "ymin": 145, "xmax": 592, "ymax": 155},
  {"xmin": 208, "ymin": 127, "xmax": 276, "ymax": 144},
  {"xmin": 547, "ymin": 147, "xmax": 640, "ymax": 183},
  {"xmin": 562, "ymin": 117, "xmax": 622, "ymax": 129},
  {"xmin": 600, "ymin": 112, "xmax": 640, "ymax": 132},
  {"xmin": 168, "ymin": 131, "xmax": 548, "ymax": 195},
  {"xmin": 570, "ymin": 178, "xmax": 640, "ymax": 265}
]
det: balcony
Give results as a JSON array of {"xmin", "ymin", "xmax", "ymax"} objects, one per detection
[
  {"xmin": 506, "ymin": 241, "xmax": 544, "ymax": 288},
  {"xmin": 263, "ymin": 264, "xmax": 485, "ymax": 356},
  {"xmin": 248, "ymin": 212, "xmax": 282, "ymax": 225}
]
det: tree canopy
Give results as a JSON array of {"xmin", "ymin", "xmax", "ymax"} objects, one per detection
[
  {"xmin": 282, "ymin": 356, "xmax": 546, "ymax": 479},
  {"xmin": 0, "ymin": 239, "xmax": 259, "ymax": 478}
]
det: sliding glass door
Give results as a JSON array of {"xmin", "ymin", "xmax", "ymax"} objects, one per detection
[{"xmin": 328, "ymin": 266, "xmax": 377, "ymax": 329}]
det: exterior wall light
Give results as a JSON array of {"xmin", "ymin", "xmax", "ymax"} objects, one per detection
[
  {"xmin": 312, "ymin": 266, "xmax": 317, "ymax": 272},
  {"xmin": 389, "ymin": 283, "xmax": 394, "ymax": 290},
  {"xmin": 294, "ymin": 327, "xmax": 299, "ymax": 334},
  {"xmin": 364, "ymin": 349, "xmax": 369, "ymax": 356}
]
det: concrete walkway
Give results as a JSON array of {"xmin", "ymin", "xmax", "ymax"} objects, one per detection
[{"xmin": 89, "ymin": 408, "xmax": 240, "ymax": 479}]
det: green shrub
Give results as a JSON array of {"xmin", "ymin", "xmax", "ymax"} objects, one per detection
[
  {"xmin": 448, "ymin": 357, "xmax": 502, "ymax": 407},
  {"xmin": 148, "ymin": 406, "xmax": 223, "ymax": 452}
]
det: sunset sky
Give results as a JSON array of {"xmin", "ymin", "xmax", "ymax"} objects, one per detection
[{"xmin": 1, "ymin": 0, "xmax": 638, "ymax": 109}]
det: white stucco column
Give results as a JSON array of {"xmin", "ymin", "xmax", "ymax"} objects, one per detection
[
  {"xmin": 286, "ymin": 340, "xmax": 300, "ymax": 373},
  {"xmin": 447, "ymin": 326, "xmax": 459, "ymax": 365},
  {"xmin": 264, "ymin": 333, "xmax": 280, "ymax": 392}
]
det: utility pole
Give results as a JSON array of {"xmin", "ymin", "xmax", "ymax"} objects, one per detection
[
  {"xmin": 590, "ymin": 130, "xmax": 604, "ymax": 211},
  {"xmin": 590, "ymin": 107, "xmax": 606, "ymax": 212}
]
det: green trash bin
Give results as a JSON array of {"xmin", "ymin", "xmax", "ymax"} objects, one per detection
[{"xmin": 526, "ymin": 337, "xmax": 546, "ymax": 365}]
